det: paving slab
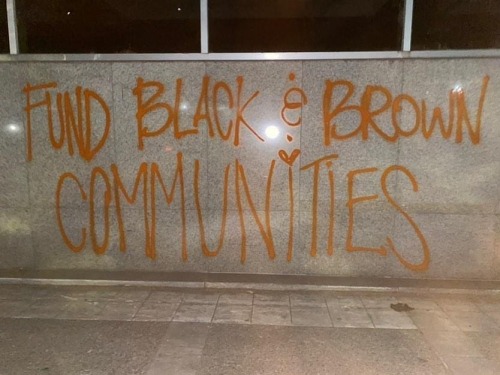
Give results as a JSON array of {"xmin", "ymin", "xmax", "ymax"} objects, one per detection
[
  {"xmin": 330, "ymin": 308, "xmax": 374, "ymax": 328},
  {"xmin": 134, "ymin": 302, "xmax": 180, "ymax": 322},
  {"xmin": 409, "ymin": 310, "xmax": 461, "ymax": 332},
  {"xmin": 173, "ymin": 302, "xmax": 217, "ymax": 323},
  {"xmin": 213, "ymin": 304, "xmax": 252, "ymax": 324},
  {"xmin": 253, "ymin": 293, "xmax": 290, "ymax": 306},
  {"xmin": 198, "ymin": 325, "xmax": 449, "ymax": 375},
  {"xmin": 0, "ymin": 318, "xmax": 167, "ymax": 375},
  {"xmin": 291, "ymin": 306, "xmax": 332, "ymax": 327},
  {"xmin": 367, "ymin": 308, "xmax": 417, "ymax": 329},
  {"xmin": 252, "ymin": 305, "xmax": 292, "ymax": 326},
  {"xmin": 0, "ymin": 284, "xmax": 499, "ymax": 374}
]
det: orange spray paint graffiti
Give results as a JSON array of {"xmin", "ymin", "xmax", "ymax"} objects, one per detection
[
  {"xmin": 24, "ymin": 73, "xmax": 493, "ymax": 273},
  {"xmin": 24, "ymin": 83, "xmax": 111, "ymax": 162},
  {"xmin": 323, "ymin": 76, "xmax": 490, "ymax": 146}
]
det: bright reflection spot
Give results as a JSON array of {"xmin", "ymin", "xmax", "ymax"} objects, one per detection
[
  {"xmin": 263, "ymin": 53, "xmax": 280, "ymax": 60},
  {"xmin": 265, "ymin": 125, "xmax": 280, "ymax": 139},
  {"xmin": 180, "ymin": 102, "xmax": 189, "ymax": 111},
  {"xmin": 177, "ymin": 7, "xmax": 181, "ymax": 11},
  {"xmin": 453, "ymin": 83, "xmax": 463, "ymax": 93},
  {"xmin": 67, "ymin": 11, "xmax": 71, "ymax": 15},
  {"xmin": 5, "ymin": 124, "xmax": 21, "ymax": 133}
]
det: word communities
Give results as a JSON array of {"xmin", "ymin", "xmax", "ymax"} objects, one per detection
[{"xmin": 56, "ymin": 153, "xmax": 429, "ymax": 271}]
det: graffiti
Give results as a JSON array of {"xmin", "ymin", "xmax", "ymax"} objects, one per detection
[
  {"xmin": 281, "ymin": 72, "xmax": 307, "ymax": 127},
  {"xmin": 24, "ymin": 83, "xmax": 111, "ymax": 162},
  {"xmin": 133, "ymin": 76, "xmax": 264, "ymax": 147},
  {"xmin": 322, "ymin": 76, "xmax": 489, "ymax": 146},
  {"xmin": 22, "ymin": 73, "xmax": 492, "ymax": 273}
]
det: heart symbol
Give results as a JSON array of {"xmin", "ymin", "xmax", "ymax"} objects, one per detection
[{"xmin": 278, "ymin": 149, "xmax": 301, "ymax": 166}]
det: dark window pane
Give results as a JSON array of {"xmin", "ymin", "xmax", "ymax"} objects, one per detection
[
  {"xmin": 413, "ymin": 0, "xmax": 500, "ymax": 50},
  {"xmin": 209, "ymin": 0, "xmax": 404, "ymax": 52},
  {"xmin": 17, "ymin": 0, "xmax": 200, "ymax": 53},
  {"xmin": 0, "ymin": 2, "xmax": 8, "ymax": 52}
]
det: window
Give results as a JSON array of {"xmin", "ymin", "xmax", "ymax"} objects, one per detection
[
  {"xmin": 209, "ymin": 0, "xmax": 404, "ymax": 52},
  {"xmin": 412, "ymin": 0, "xmax": 500, "ymax": 50},
  {"xmin": 0, "ymin": 2, "xmax": 8, "ymax": 52},
  {"xmin": 16, "ymin": 0, "xmax": 200, "ymax": 53},
  {"xmin": 3, "ymin": 0, "xmax": 500, "ymax": 55}
]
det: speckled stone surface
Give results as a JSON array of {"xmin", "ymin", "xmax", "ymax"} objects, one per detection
[
  {"xmin": 0, "ymin": 64, "xmax": 30, "ymax": 209},
  {"xmin": 0, "ymin": 59, "xmax": 498, "ymax": 279},
  {"xmin": 198, "ymin": 325, "xmax": 445, "ymax": 375},
  {"xmin": 398, "ymin": 59, "xmax": 500, "ymax": 215},
  {"xmin": 0, "ymin": 318, "xmax": 167, "ymax": 375}
]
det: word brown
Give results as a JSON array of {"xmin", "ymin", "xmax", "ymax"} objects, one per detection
[{"xmin": 323, "ymin": 76, "xmax": 490, "ymax": 146}]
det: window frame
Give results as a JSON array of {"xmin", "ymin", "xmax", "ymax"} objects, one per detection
[{"xmin": 3, "ymin": 0, "xmax": 500, "ymax": 61}]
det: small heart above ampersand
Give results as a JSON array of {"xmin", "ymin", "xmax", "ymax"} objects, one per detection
[{"xmin": 278, "ymin": 149, "xmax": 301, "ymax": 166}]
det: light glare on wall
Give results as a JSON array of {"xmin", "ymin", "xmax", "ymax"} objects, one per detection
[
  {"xmin": 453, "ymin": 83, "xmax": 463, "ymax": 93},
  {"xmin": 5, "ymin": 124, "xmax": 21, "ymax": 133},
  {"xmin": 265, "ymin": 125, "xmax": 280, "ymax": 139}
]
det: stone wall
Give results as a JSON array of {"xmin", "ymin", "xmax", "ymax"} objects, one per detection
[{"xmin": 0, "ymin": 59, "xmax": 499, "ymax": 279}]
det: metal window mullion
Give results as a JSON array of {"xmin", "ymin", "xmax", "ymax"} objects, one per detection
[
  {"xmin": 200, "ymin": 0, "xmax": 208, "ymax": 53},
  {"xmin": 402, "ymin": 0, "xmax": 414, "ymax": 52},
  {"xmin": 6, "ymin": 0, "xmax": 19, "ymax": 54}
]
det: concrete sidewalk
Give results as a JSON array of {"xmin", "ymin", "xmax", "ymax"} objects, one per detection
[{"xmin": 1, "ymin": 284, "xmax": 500, "ymax": 374}]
